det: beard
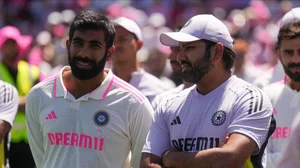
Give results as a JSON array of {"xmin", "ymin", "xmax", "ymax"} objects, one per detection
[
  {"xmin": 68, "ymin": 50, "xmax": 107, "ymax": 80},
  {"xmin": 282, "ymin": 62, "xmax": 300, "ymax": 82},
  {"xmin": 181, "ymin": 51, "xmax": 213, "ymax": 84}
]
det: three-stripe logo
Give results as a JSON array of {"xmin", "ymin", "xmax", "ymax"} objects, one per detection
[
  {"xmin": 170, "ymin": 116, "xmax": 181, "ymax": 125},
  {"xmin": 46, "ymin": 110, "xmax": 57, "ymax": 120}
]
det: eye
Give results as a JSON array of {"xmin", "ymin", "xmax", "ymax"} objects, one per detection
[
  {"xmin": 72, "ymin": 41, "xmax": 82, "ymax": 47},
  {"xmin": 184, "ymin": 46, "xmax": 194, "ymax": 52},
  {"xmin": 283, "ymin": 50, "xmax": 294, "ymax": 56},
  {"xmin": 91, "ymin": 44, "xmax": 101, "ymax": 49}
]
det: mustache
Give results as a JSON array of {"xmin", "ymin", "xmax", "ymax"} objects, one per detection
[
  {"xmin": 288, "ymin": 63, "xmax": 300, "ymax": 68},
  {"xmin": 170, "ymin": 60, "xmax": 180, "ymax": 64},
  {"xmin": 73, "ymin": 56, "xmax": 95, "ymax": 64},
  {"xmin": 180, "ymin": 61, "xmax": 191, "ymax": 65}
]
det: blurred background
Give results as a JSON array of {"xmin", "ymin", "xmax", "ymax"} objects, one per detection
[{"xmin": 0, "ymin": 0, "xmax": 299, "ymax": 82}]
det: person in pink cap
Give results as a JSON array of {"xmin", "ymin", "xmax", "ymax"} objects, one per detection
[
  {"xmin": 141, "ymin": 14, "xmax": 274, "ymax": 168},
  {"xmin": 0, "ymin": 25, "xmax": 39, "ymax": 168}
]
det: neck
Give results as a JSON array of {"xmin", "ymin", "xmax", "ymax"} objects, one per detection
[
  {"xmin": 183, "ymin": 81, "xmax": 194, "ymax": 89},
  {"xmin": 233, "ymin": 64, "xmax": 244, "ymax": 77},
  {"xmin": 63, "ymin": 69, "xmax": 107, "ymax": 99},
  {"xmin": 113, "ymin": 61, "xmax": 140, "ymax": 82},
  {"xmin": 287, "ymin": 76, "xmax": 300, "ymax": 92},
  {"xmin": 196, "ymin": 70, "xmax": 231, "ymax": 95}
]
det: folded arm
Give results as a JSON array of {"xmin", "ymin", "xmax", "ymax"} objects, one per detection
[{"xmin": 141, "ymin": 133, "xmax": 256, "ymax": 168}]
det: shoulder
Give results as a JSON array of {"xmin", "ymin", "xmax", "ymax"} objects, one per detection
[
  {"xmin": 111, "ymin": 75, "xmax": 148, "ymax": 104},
  {"xmin": 158, "ymin": 85, "xmax": 194, "ymax": 111},
  {"xmin": 263, "ymin": 80, "xmax": 285, "ymax": 93},
  {"xmin": 228, "ymin": 77, "xmax": 271, "ymax": 105},
  {"xmin": 130, "ymin": 71, "xmax": 166, "ymax": 96},
  {"xmin": 27, "ymin": 75, "xmax": 56, "ymax": 99},
  {"xmin": 0, "ymin": 80, "xmax": 18, "ymax": 103}
]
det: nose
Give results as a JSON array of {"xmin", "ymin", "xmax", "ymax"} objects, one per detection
[
  {"xmin": 177, "ymin": 49, "xmax": 186, "ymax": 63},
  {"xmin": 78, "ymin": 45, "xmax": 91, "ymax": 58}
]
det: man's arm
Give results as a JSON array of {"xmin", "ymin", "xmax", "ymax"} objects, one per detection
[
  {"xmin": 141, "ymin": 153, "xmax": 165, "ymax": 168},
  {"xmin": 161, "ymin": 133, "xmax": 256, "ymax": 168},
  {"xmin": 0, "ymin": 120, "xmax": 11, "ymax": 141}
]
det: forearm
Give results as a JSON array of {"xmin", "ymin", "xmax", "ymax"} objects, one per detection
[
  {"xmin": 163, "ymin": 148, "xmax": 240, "ymax": 168},
  {"xmin": 0, "ymin": 120, "xmax": 11, "ymax": 141}
]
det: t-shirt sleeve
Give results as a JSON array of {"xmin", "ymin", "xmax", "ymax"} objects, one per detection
[
  {"xmin": 0, "ymin": 82, "xmax": 18, "ymax": 126},
  {"xmin": 129, "ymin": 99, "xmax": 154, "ymax": 168},
  {"xmin": 142, "ymin": 101, "xmax": 171, "ymax": 158},
  {"xmin": 26, "ymin": 89, "xmax": 44, "ymax": 168},
  {"xmin": 228, "ymin": 86, "xmax": 273, "ymax": 154}
]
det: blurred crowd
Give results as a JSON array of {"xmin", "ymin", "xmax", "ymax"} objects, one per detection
[{"xmin": 0, "ymin": 0, "xmax": 299, "ymax": 84}]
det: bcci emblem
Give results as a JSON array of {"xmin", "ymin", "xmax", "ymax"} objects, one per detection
[
  {"xmin": 93, "ymin": 110, "xmax": 110, "ymax": 127},
  {"xmin": 211, "ymin": 110, "xmax": 226, "ymax": 126}
]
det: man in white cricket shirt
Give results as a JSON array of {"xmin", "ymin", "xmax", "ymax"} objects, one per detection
[
  {"xmin": 26, "ymin": 11, "xmax": 154, "ymax": 168},
  {"xmin": 0, "ymin": 80, "xmax": 18, "ymax": 168},
  {"xmin": 264, "ymin": 7, "xmax": 300, "ymax": 168},
  {"xmin": 111, "ymin": 17, "xmax": 172, "ymax": 103},
  {"xmin": 141, "ymin": 14, "xmax": 274, "ymax": 168}
]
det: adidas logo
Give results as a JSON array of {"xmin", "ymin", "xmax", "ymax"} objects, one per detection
[
  {"xmin": 170, "ymin": 116, "xmax": 181, "ymax": 125},
  {"xmin": 46, "ymin": 110, "xmax": 57, "ymax": 120}
]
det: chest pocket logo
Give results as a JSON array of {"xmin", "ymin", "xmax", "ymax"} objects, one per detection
[
  {"xmin": 93, "ymin": 110, "xmax": 110, "ymax": 127},
  {"xmin": 211, "ymin": 110, "xmax": 226, "ymax": 126}
]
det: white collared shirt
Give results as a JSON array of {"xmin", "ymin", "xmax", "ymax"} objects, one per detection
[{"xmin": 26, "ymin": 66, "xmax": 154, "ymax": 168}]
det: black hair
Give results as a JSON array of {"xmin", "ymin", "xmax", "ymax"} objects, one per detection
[
  {"xmin": 277, "ymin": 21, "xmax": 300, "ymax": 48},
  {"xmin": 69, "ymin": 11, "xmax": 115, "ymax": 49},
  {"xmin": 202, "ymin": 39, "xmax": 236, "ymax": 70}
]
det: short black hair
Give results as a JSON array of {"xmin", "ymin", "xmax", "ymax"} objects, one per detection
[
  {"xmin": 69, "ymin": 11, "xmax": 115, "ymax": 49},
  {"xmin": 202, "ymin": 39, "xmax": 236, "ymax": 70},
  {"xmin": 277, "ymin": 21, "xmax": 300, "ymax": 48}
]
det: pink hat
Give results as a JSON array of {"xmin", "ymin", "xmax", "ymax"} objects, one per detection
[{"xmin": 0, "ymin": 26, "xmax": 33, "ymax": 55}]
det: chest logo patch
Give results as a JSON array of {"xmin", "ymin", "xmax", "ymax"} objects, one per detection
[
  {"xmin": 211, "ymin": 110, "xmax": 226, "ymax": 126},
  {"xmin": 93, "ymin": 110, "xmax": 110, "ymax": 127}
]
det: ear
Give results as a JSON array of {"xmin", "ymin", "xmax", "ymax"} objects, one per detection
[
  {"xmin": 66, "ymin": 39, "xmax": 70, "ymax": 49},
  {"xmin": 136, "ymin": 40, "xmax": 143, "ymax": 50},
  {"xmin": 276, "ymin": 47, "xmax": 281, "ymax": 59},
  {"xmin": 106, "ymin": 46, "xmax": 115, "ymax": 61},
  {"xmin": 212, "ymin": 42, "xmax": 224, "ymax": 62}
]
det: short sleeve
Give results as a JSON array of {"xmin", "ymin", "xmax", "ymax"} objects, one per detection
[
  {"xmin": 228, "ymin": 86, "xmax": 273, "ymax": 154},
  {"xmin": 142, "ymin": 102, "xmax": 171, "ymax": 158},
  {"xmin": 0, "ymin": 82, "xmax": 19, "ymax": 126}
]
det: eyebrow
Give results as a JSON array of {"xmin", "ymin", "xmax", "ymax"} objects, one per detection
[
  {"xmin": 180, "ymin": 42, "xmax": 195, "ymax": 48},
  {"xmin": 72, "ymin": 37, "xmax": 103, "ymax": 46}
]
